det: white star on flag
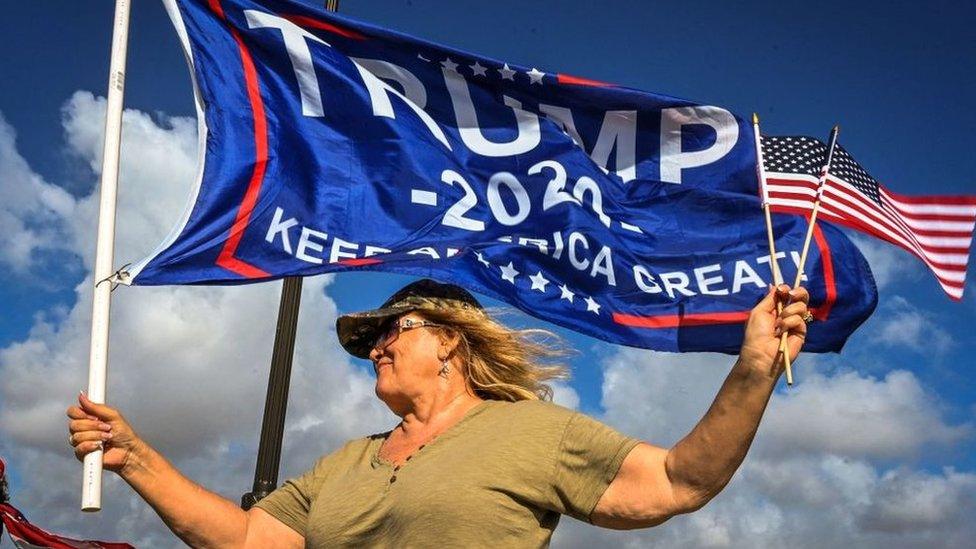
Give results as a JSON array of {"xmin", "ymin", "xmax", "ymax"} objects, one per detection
[
  {"xmin": 441, "ymin": 58, "xmax": 459, "ymax": 72},
  {"xmin": 529, "ymin": 271, "xmax": 550, "ymax": 292},
  {"xmin": 526, "ymin": 68, "xmax": 545, "ymax": 84},
  {"xmin": 470, "ymin": 61, "xmax": 487, "ymax": 76},
  {"xmin": 498, "ymin": 63, "xmax": 516, "ymax": 80},
  {"xmin": 499, "ymin": 261, "xmax": 520, "ymax": 283},
  {"xmin": 559, "ymin": 284, "xmax": 575, "ymax": 303},
  {"xmin": 584, "ymin": 296, "xmax": 601, "ymax": 314},
  {"xmin": 475, "ymin": 251, "xmax": 491, "ymax": 268}
]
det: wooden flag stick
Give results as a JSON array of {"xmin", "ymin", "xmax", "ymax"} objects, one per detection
[
  {"xmin": 792, "ymin": 126, "xmax": 840, "ymax": 288},
  {"xmin": 752, "ymin": 114, "xmax": 793, "ymax": 385}
]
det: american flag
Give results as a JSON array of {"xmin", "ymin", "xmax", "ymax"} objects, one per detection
[
  {"xmin": 760, "ymin": 136, "xmax": 976, "ymax": 300},
  {"xmin": 1, "ymin": 458, "xmax": 133, "ymax": 549}
]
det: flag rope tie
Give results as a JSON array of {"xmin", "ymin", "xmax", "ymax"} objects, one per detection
[{"xmin": 94, "ymin": 263, "xmax": 132, "ymax": 292}]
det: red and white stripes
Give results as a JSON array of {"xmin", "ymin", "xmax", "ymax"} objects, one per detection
[{"xmin": 765, "ymin": 173, "xmax": 976, "ymax": 300}]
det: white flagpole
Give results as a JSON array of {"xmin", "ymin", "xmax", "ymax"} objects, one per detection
[
  {"xmin": 83, "ymin": 0, "xmax": 132, "ymax": 512},
  {"xmin": 752, "ymin": 114, "xmax": 793, "ymax": 385}
]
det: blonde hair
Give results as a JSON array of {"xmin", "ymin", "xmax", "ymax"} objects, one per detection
[{"xmin": 418, "ymin": 307, "xmax": 570, "ymax": 401}]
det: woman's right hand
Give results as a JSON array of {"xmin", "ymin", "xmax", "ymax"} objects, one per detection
[{"xmin": 66, "ymin": 393, "xmax": 144, "ymax": 475}]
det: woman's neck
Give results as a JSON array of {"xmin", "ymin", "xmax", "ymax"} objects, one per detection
[{"xmin": 398, "ymin": 388, "xmax": 482, "ymax": 437}]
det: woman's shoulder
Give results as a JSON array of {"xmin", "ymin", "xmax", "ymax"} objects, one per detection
[
  {"xmin": 346, "ymin": 431, "xmax": 390, "ymax": 455},
  {"xmin": 306, "ymin": 431, "xmax": 388, "ymax": 470},
  {"xmin": 474, "ymin": 399, "xmax": 625, "ymax": 458},
  {"xmin": 491, "ymin": 397, "xmax": 574, "ymax": 413},
  {"xmin": 482, "ymin": 398, "xmax": 582, "ymax": 427}
]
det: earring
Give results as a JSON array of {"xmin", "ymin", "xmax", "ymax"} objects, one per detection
[{"xmin": 439, "ymin": 360, "xmax": 451, "ymax": 378}]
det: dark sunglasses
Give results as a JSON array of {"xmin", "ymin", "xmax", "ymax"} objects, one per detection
[{"xmin": 373, "ymin": 317, "xmax": 443, "ymax": 350}]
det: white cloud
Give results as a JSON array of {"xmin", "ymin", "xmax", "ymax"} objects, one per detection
[
  {"xmin": 599, "ymin": 349, "xmax": 733, "ymax": 445},
  {"xmin": 549, "ymin": 348, "xmax": 976, "ymax": 548},
  {"xmin": 0, "ymin": 95, "xmax": 391, "ymax": 546},
  {"xmin": 860, "ymin": 467, "xmax": 976, "ymax": 535},
  {"xmin": 598, "ymin": 347, "xmax": 970, "ymax": 460},
  {"xmin": 0, "ymin": 112, "xmax": 76, "ymax": 272},
  {"xmin": 551, "ymin": 381, "xmax": 581, "ymax": 410},
  {"xmin": 849, "ymin": 233, "xmax": 921, "ymax": 291},
  {"xmin": 758, "ymin": 369, "xmax": 970, "ymax": 460},
  {"xmin": 60, "ymin": 91, "xmax": 201, "ymax": 271},
  {"xmin": 871, "ymin": 295, "xmax": 953, "ymax": 354}
]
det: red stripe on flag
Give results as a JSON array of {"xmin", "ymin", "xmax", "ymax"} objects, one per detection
[
  {"xmin": 612, "ymin": 310, "xmax": 750, "ymax": 328},
  {"xmin": 210, "ymin": 0, "xmax": 270, "ymax": 279},
  {"xmin": 768, "ymin": 174, "xmax": 975, "ymax": 239},
  {"xmin": 779, "ymin": 196, "xmax": 968, "ymax": 280},
  {"xmin": 207, "ymin": 0, "xmax": 226, "ymax": 17},
  {"xmin": 812, "ymin": 223, "xmax": 836, "ymax": 320},
  {"xmin": 826, "ymin": 185, "xmax": 969, "ymax": 261},
  {"xmin": 845, "ymin": 184, "xmax": 968, "ymax": 247},
  {"xmin": 765, "ymin": 171, "xmax": 972, "ymax": 299},
  {"xmin": 285, "ymin": 14, "xmax": 367, "ymax": 40},
  {"xmin": 2, "ymin": 503, "xmax": 134, "ymax": 549},
  {"xmin": 823, "ymin": 186, "xmax": 927, "ymax": 250},
  {"xmin": 556, "ymin": 73, "xmax": 612, "ymax": 87},
  {"xmin": 767, "ymin": 204, "xmax": 810, "ymax": 217},
  {"xmin": 774, "ymin": 207, "xmax": 838, "ymax": 319},
  {"xmin": 770, "ymin": 174, "xmax": 973, "ymax": 253},
  {"xmin": 887, "ymin": 211, "xmax": 975, "ymax": 222},
  {"xmin": 217, "ymin": 255, "xmax": 269, "ymax": 279},
  {"xmin": 767, "ymin": 176, "xmax": 819, "ymax": 192},
  {"xmin": 819, "ymin": 211, "xmax": 967, "ymax": 279},
  {"xmin": 338, "ymin": 257, "xmax": 383, "ymax": 266},
  {"xmin": 881, "ymin": 187, "xmax": 976, "ymax": 205}
]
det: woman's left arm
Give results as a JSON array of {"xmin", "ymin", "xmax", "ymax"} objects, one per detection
[{"xmin": 590, "ymin": 284, "xmax": 810, "ymax": 529}]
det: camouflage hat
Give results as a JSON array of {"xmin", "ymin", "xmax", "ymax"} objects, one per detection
[{"xmin": 336, "ymin": 278, "xmax": 483, "ymax": 359}]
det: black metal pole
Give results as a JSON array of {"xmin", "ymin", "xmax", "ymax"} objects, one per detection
[
  {"xmin": 239, "ymin": 0, "xmax": 341, "ymax": 511},
  {"xmin": 241, "ymin": 277, "xmax": 302, "ymax": 509}
]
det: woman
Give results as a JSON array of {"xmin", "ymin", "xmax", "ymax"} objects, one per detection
[{"xmin": 67, "ymin": 278, "xmax": 811, "ymax": 547}]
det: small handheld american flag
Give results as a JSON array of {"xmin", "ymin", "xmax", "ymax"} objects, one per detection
[
  {"xmin": 760, "ymin": 136, "xmax": 976, "ymax": 300},
  {"xmin": 1, "ymin": 457, "xmax": 134, "ymax": 548}
]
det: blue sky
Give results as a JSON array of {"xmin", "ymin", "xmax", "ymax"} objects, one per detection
[{"xmin": 1, "ymin": 1, "xmax": 975, "ymax": 546}]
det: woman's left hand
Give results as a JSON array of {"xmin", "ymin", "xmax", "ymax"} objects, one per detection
[{"xmin": 739, "ymin": 284, "xmax": 811, "ymax": 376}]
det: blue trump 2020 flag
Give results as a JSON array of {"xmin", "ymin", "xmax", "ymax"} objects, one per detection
[{"xmin": 128, "ymin": 0, "xmax": 877, "ymax": 353}]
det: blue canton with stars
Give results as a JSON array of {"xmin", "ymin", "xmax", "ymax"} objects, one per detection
[
  {"xmin": 130, "ymin": 0, "xmax": 878, "ymax": 354},
  {"xmin": 762, "ymin": 136, "xmax": 883, "ymax": 205}
]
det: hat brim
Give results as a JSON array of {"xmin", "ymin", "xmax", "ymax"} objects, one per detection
[
  {"xmin": 335, "ymin": 278, "xmax": 484, "ymax": 360},
  {"xmin": 336, "ymin": 305, "xmax": 417, "ymax": 359}
]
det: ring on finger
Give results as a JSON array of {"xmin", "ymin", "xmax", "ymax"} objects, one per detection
[{"xmin": 802, "ymin": 311, "xmax": 815, "ymax": 324}]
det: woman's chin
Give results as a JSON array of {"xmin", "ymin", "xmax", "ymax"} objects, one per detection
[{"xmin": 374, "ymin": 381, "xmax": 396, "ymax": 403}]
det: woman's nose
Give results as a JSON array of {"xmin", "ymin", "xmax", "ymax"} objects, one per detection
[{"xmin": 368, "ymin": 344, "xmax": 385, "ymax": 362}]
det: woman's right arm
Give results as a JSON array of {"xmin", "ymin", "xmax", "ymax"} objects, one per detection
[
  {"xmin": 67, "ymin": 393, "xmax": 303, "ymax": 549},
  {"xmin": 590, "ymin": 285, "xmax": 810, "ymax": 528}
]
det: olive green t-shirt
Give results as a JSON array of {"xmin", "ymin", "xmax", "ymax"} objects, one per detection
[{"xmin": 254, "ymin": 399, "xmax": 639, "ymax": 548}]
